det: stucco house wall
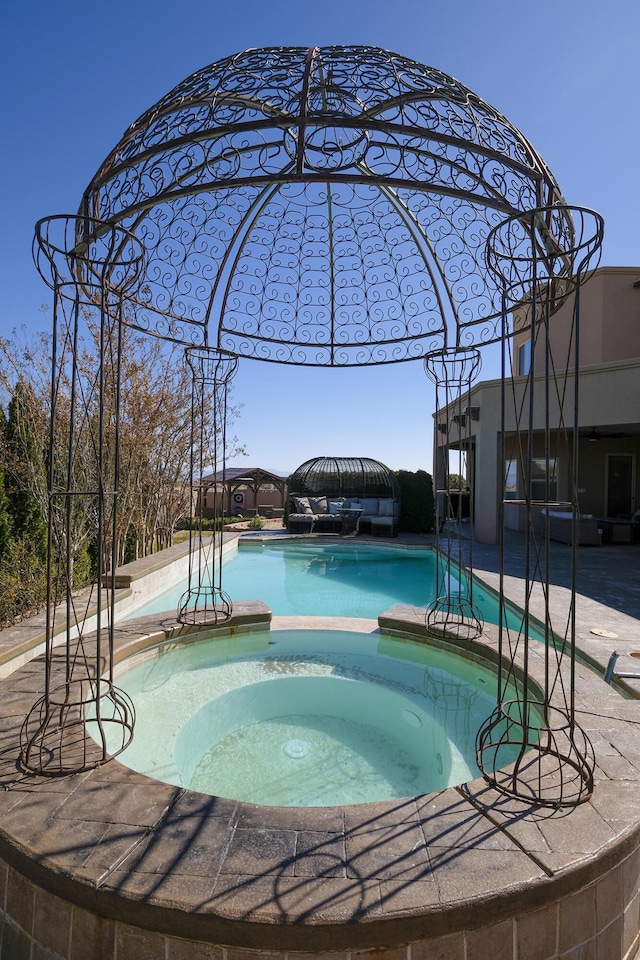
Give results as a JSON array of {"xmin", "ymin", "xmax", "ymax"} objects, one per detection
[
  {"xmin": 513, "ymin": 266, "xmax": 640, "ymax": 373},
  {"xmin": 436, "ymin": 267, "xmax": 640, "ymax": 544}
]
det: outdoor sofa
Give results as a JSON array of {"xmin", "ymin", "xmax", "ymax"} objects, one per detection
[
  {"xmin": 288, "ymin": 495, "xmax": 399, "ymax": 536},
  {"xmin": 539, "ymin": 509, "xmax": 602, "ymax": 546}
]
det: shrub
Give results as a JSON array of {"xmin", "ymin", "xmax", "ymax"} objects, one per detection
[
  {"xmin": 183, "ymin": 516, "xmax": 244, "ymax": 532},
  {"xmin": 395, "ymin": 469, "xmax": 435, "ymax": 534},
  {"xmin": 0, "ymin": 537, "xmax": 47, "ymax": 628}
]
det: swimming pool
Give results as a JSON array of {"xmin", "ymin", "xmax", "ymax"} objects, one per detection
[
  {"xmin": 103, "ymin": 628, "xmax": 528, "ymax": 806},
  {"xmin": 129, "ymin": 540, "xmax": 541, "ymax": 639}
]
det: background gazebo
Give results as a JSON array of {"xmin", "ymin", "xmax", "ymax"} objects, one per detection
[{"xmin": 288, "ymin": 456, "xmax": 400, "ymax": 502}]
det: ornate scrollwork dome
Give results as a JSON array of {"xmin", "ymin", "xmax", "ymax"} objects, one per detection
[{"xmin": 80, "ymin": 45, "xmax": 569, "ymax": 364}]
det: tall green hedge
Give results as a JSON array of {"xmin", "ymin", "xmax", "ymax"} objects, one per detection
[{"xmin": 395, "ymin": 469, "xmax": 435, "ymax": 534}]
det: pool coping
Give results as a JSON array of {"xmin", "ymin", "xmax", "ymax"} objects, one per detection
[{"xmin": 1, "ymin": 606, "xmax": 640, "ymax": 952}]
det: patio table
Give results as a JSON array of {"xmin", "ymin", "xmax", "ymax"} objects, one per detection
[{"xmin": 338, "ymin": 507, "xmax": 362, "ymax": 537}]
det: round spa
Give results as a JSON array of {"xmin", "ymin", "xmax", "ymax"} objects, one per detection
[{"xmin": 93, "ymin": 628, "xmax": 526, "ymax": 807}]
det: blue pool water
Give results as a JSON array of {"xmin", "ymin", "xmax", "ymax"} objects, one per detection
[
  {"xmin": 105, "ymin": 628, "xmax": 528, "ymax": 806},
  {"xmin": 129, "ymin": 540, "xmax": 542, "ymax": 639}
]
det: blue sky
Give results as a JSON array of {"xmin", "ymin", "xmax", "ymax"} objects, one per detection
[{"xmin": 1, "ymin": 0, "xmax": 638, "ymax": 474}]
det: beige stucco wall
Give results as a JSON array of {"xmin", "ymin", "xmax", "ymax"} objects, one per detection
[
  {"xmin": 512, "ymin": 267, "xmax": 640, "ymax": 374},
  {"xmin": 438, "ymin": 267, "xmax": 640, "ymax": 542},
  {"xmin": 436, "ymin": 357, "xmax": 640, "ymax": 543}
]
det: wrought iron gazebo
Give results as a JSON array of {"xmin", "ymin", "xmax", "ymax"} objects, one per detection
[
  {"xmin": 287, "ymin": 456, "xmax": 400, "ymax": 534},
  {"xmin": 289, "ymin": 456, "xmax": 400, "ymax": 500},
  {"xmin": 22, "ymin": 45, "xmax": 601, "ymax": 808},
  {"xmin": 77, "ymin": 45, "xmax": 570, "ymax": 359}
]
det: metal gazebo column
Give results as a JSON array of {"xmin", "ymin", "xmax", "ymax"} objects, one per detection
[
  {"xmin": 476, "ymin": 205, "xmax": 603, "ymax": 807},
  {"xmin": 424, "ymin": 347, "xmax": 484, "ymax": 641},
  {"xmin": 21, "ymin": 215, "xmax": 142, "ymax": 775},
  {"xmin": 178, "ymin": 347, "xmax": 238, "ymax": 626}
]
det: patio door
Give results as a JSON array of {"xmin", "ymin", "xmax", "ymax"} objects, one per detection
[{"xmin": 606, "ymin": 454, "xmax": 635, "ymax": 517}]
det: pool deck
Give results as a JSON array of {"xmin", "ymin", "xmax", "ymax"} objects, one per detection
[
  {"xmin": 473, "ymin": 529, "xmax": 640, "ymax": 694},
  {"xmin": 0, "ymin": 530, "xmax": 640, "ymax": 958}
]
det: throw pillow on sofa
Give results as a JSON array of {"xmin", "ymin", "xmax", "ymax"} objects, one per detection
[
  {"xmin": 294, "ymin": 496, "xmax": 314, "ymax": 515},
  {"xmin": 378, "ymin": 499, "xmax": 395, "ymax": 517}
]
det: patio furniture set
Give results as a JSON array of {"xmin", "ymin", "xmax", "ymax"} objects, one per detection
[
  {"xmin": 286, "ymin": 456, "xmax": 401, "ymax": 537},
  {"xmin": 541, "ymin": 508, "xmax": 640, "ymax": 546},
  {"xmin": 288, "ymin": 494, "xmax": 399, "ymax": 536}
]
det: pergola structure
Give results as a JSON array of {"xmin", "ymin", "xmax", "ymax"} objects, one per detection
[
  {"xmin": 22, "ymin": 45, "xmax": 602, "ymax": 807},
  {"xmin": 199, "ymin": 466, "xmax": 287, "ymax": 517}
]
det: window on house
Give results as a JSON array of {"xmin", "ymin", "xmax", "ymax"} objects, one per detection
[
  {"xmin": 504, "ymin": 459, "xmax": 517, "ymax": 499},
  {"xmin": 517, "ymin": 340, "xmax": 532, "ymax": 376},
  {"xmin": 530, "ymin": 458, "xmax": 557, "ymax": 503}
]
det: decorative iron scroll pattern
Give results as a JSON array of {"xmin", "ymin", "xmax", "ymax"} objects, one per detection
[
  {"xmin": 124, "ymin": 186, "xmax": 266, "ymax": 344},
  {"xmin": 97, "ymin": 46, "xmax": 552, "ymax": 190},
  {"xmin": 218, "ymin": 182, "xmax": 446, "ymax": 365},
  {"xmin": 80, "ymin": 45, "xmax": 570, "ymax": 361}
]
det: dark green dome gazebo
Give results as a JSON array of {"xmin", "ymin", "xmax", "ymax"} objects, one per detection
[
  {"xmin": 288, "ymin": 456, "xmax": 400, "ymax": 500},
  {"xmin": 287, "ymin": 456, "xmax": 400, "ymax": 535}
]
